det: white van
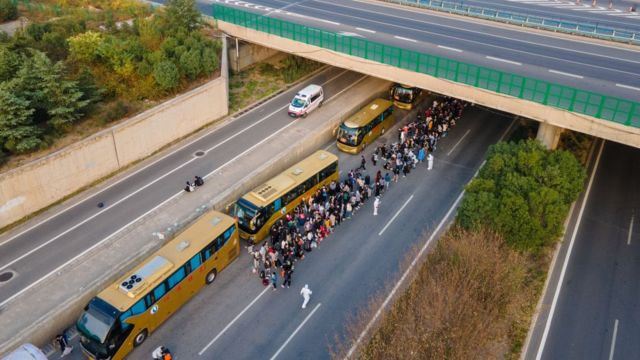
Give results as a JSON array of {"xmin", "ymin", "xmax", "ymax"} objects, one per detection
[
  {"xmin": 288, "ymin": 84, "xmax": 324, "ymax": 118},
  {"xmin": 1, "ymin": 344, "xmax": 48, "ymax": 360}
]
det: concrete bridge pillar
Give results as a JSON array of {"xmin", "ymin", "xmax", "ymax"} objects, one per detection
[{"xmin": 536, "ymin": 122, "xmax": 564, "ymax": 150}]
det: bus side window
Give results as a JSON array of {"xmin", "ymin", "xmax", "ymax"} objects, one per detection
[
  {"xmin": 201, "ymin": 246, "xmax": 212, "ymax": 261},
  {"xmin": 119, "ymin": 310, "xmax": 133, "ymax": 330},
  {"xmin": 273, "ymin": 198, "xmax": 282, "ymax": 212},
  {"xmin": 153, "ymin": 283, "xmax": 167, "ymax": 302},
  {"xmin": 215, "ymin": 236, "xmax": 224, "ymax": 251},
  {"xmin": 167, "ymin": 267, "xmax": 186, "ymax": 290},
  {"xmin": 130, "ymin": 299, "xmax": 147, "ymax": 316},
  {"xmin": 224, "ymin": 225, "xmax": 235, "ymax": 240},
  {"xmin": 189, "ymin": 253, "xmax": 202, "ymax": 271}
]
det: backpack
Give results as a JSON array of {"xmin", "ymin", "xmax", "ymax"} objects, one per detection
[
  {"xmin": 262, "ymin": 277, "xmax": 269, "ymax": 286},
  {"xmin": 259, "ymin": 270, "xmax": 266, "ymax": 279}
]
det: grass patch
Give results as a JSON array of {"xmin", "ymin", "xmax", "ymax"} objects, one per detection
[{"xmin": 229, "ymin": 54, "xmax": 322, "ymax": 112}]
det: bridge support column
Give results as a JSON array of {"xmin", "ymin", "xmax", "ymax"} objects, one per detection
[{"xmin": 536, "ymin": 122, "xmax": 564, "ymax": 150}]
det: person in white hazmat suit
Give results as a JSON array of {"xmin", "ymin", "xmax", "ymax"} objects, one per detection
[{"xmin": 300, "ymin": 284, "xmax": 313, "ymax": 309}]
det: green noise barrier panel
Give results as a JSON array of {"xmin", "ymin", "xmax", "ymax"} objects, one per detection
[{"xmin": 213, "ymin": 4, "xmax": 639, "ymax": 128}]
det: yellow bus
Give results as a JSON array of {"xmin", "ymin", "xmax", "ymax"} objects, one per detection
[
  {"xmin": 76, "ymin": 211, "xmax": 239, "ymax": 360},
  {"xmin": 336, "ymin": 98, "xmax": 396, "ymax": 154},
  {"xmin": 231, "ymin": 150, "xmax": 339, "ymax": 244},
  {"xmin": 390, "ymin": 84, "xmax": 422, "ymax": 110}
]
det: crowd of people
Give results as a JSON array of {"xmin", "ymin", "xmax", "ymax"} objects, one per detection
[{"xmin": 246, "ymin": 96, "xmax": 468, "ymax": 290}]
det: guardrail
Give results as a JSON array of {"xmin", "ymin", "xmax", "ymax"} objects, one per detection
[
  {"xmin": 380, "ymin": 0, "xmax": 640, "ymax": 45},
  {"xmin": 213, "ymin": 4, "xmax": 639, "ymax": 128}
]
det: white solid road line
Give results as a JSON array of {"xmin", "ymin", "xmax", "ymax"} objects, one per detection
[
  {"xmin": 609, "ymin": 319, "xmax": 619, "ymax": 360},
  {"xmin": 199, "ymin": 287, "xmax": 270, "ymax": 355},
  {"xmin": 486, "ymin": 56, "xmax": 522, "ymax": 66},
  {"xmin": 318, "ymin": 19, "xmax": 340, "ymax": 25},
  {"xmin": 378, "ymin": 194, "xmax": 414, "ymax": 236},
  {"xmin": 628, "ymin": 215, "xmax": 634, "ymax": 245},
  {"xmin": 0, "ymin": 73, "xmax": 367, "ymax": 308},
  {"xmin": 356, "ymin": 27, "xmax": 376, "ymax": 33},
  {"xmin": 270, "ymin": 303, "xmax": 322, "ymax": 360},
  {"xmin": 447, "ymin": 129, "xmax": 471, "ymax": 156},
  {"xmin": 0, "ymin": 65, "xmax": 333, "ymax": 247},
  {"xmin": 437, "ymin": 45, "xmax": 463, "ymax": 52},
  {"xmin": 394, "ymin": 35, "xmax": 417, "ymax": 42},
  {"xmin": 549, "ymin": 69, "xmax": 584, "ymax": 79},
  {"xmin": 616, "ymin": 83, "xmax": 640, "ymax": 92},
  {"xmin": 0, "ymin": 69, "xmax": 349, "ymax": 270},
  {"xmin": 535, "ymin": 140, "xmax": 606, "ymax": 360}
]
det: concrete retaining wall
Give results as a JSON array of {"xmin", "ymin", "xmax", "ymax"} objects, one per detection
[
  {"xmin": 0, "ymin": 51, "xmax": 228, "ymax": 229},
  {"xmin": 217, "ymin": 22, "xmax": 640, "ymax": 149},
  {"xmin": 0, "ymin": 76, "xmax": 389, "ymax": 355}
]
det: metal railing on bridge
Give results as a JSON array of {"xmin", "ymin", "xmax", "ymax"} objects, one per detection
[
  {"xmin": 213, "ymin": 4, "xmax": 640, "ymax": 128},
  {"xmin": 380, "ymin": 0, "xmax": 640, "ymax": 45}
]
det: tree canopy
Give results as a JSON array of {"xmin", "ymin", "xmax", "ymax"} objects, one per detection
[
  {"xmin": 0, "ymin": 0, "xmax": 220, "ymax": 159},
  {"xmin": 456, "ymin": 139, "xmax": 586, "ymax": 253}
]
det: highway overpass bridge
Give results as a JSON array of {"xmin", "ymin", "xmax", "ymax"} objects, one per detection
[{"xmin": 210, "ymin": 0, "xmax": 640, "ymax": 149}]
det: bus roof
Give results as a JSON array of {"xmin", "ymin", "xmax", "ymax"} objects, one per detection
[
  {"xmin": 342, "ymin": 98, "xmax": 393, "ymax": 129},
  {"xmin": 242, "ymin": 150, "xmax": 339, "ymax": 207},
  {"xmin": 97, "ymin": 211, "xmax": 235, "ymax": 311}
]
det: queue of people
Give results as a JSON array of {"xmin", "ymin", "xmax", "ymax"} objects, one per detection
[{"xmin": 247, "ymin": 96, "xmax": 468, "ymax": 296}]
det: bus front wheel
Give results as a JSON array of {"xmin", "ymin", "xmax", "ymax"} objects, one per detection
[
  {"xmin": 206, "ymin": 269, "xmax": 218, "ymax": 284},
  {"xmin": 133, "ymin": 329, "xmax": 148, "ymax": 347}
]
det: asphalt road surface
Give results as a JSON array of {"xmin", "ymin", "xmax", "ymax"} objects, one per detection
[
  {"xmin": 208, "ymin": 0, "xmax": 640, "ymax": 101},
  {"xmin": 0, "ymin": 67, "xmax": 364, "ymax": 307},
  {"xmin": 57, "ymin": 100, "xmax": 513, "ymax": 359},
  {"xmin": 461, "ymin": 0, "xmax": 640, "ymax": 32},
  {"xmin": 530, "ymin": 141, "xmax": 640, "ymax": 360}
]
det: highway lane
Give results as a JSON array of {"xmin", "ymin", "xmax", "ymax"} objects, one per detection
[
  {"xmin": 0, "ymin": 67, "xmax": 365, "ymax": 307},
  {"xmin": 461, "ymin": 0, "xmax": 640, "ymax": 32},
  {"xmin": 81, "ymin": 104, "xmax": 512, "ymax": 360},
  {"xmin": 535, "ymin": 141, "xmax": 640, "ymax": 360},
  {"xmin": 211, "ymin": 0, "xmax": 640, "ymax": 101}
]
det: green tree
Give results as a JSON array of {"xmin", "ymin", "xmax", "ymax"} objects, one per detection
[
  {"xmin": 0, "ymin": 84, "xmax": 42, "ymax": 154},
  {"xmin": 12, "ymin": 50, "xmax": 88, "ymax": 132},
  {"xmin": 68, "ymin": 31, "xmax": 103, "ymax": 63},
  {"xmin": 0, "ymin": 0, "xmax": 18, "ymax": 22},
  {"xmin": 153, "ymin": 59, "xmax": 179, "ymax": 91},
  {"xmin": 179, "ymin": 48, "xmax": 202, "ymax": 80},
  {"xmin": 162, "ymin": 0, "xmax": 202, "ymax": 33},
  {"xmin": 457, "ymin": 139, "xmax": 586, "ymax": 253},
  {"xmin": 0, "ymin": 45, "xmax": 19, "ymax": 82}
]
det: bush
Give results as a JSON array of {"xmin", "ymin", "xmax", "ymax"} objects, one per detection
[
  {"xmin": 153, "ymin": 59, "xmax": 180, "ymax": 91},
  {"xmin": 357, "ymin": 228, "xmax": 530, "ymax": 360},
  {"xmin": 0, "ymin": 0, "xmax": 18, "ymax": 22},
  {"xmin": 457, "ymin": 139, "xmax": 586, "ymax": 253},
  {"xmin": 99, "ymin": 100, "xmax": 130, "ymax": 123}
]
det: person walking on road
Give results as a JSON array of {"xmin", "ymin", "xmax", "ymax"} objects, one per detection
[
  {"xmin": 300, "ymin": 284, "xmax": 313, "ymax": 309},
  {"xmin": 283, "ymin": 269, "xmax": 293, "ymax": 288},
  {"xmin": 360, "ymin": 155, "xmax": 366, "ymax": 170},
  {"xmin": 373, "ymin": 196, "xmax": 380, "ymax": 216},
  {"xmin": 427, "ymin": 153, "xmax": 434, "ymax": 170},
  {"xmin": 270, "ymin": 271, "xmax": 278, "ymax": 291},
  {"xmin": 56, "ymin": 333, "xmax": 73, "ymax": 357}
]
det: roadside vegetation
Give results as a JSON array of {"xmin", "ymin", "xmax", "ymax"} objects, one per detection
[
  {"xmin": 337, "ymin": 137, "xmax": 587, "ymax": 359},
  {"xmin": 229, "ymin": 54, "xmax": 323, "ymax": 112},
  {"xmin": 0, "ymin": 0, "xmax": 221, "ymax": 168}
]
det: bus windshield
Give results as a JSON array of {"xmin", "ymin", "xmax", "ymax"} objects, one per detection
[
  {"xmin": 337, "ymin": 123, "xmax": 361, "ymax": 146},
  {"xmin": 77, "ymin": 298, "xmax": 118, "ymax": 344},
  {"xmin": 393, "ymin": 86, "xmax": 415, "ymax": 103},
  {"xmin": 231, "ymin": 198, "xmax": 261, "ymax": 233},
  {"xmin": 291, "ymin": 97, "xmax": 306, "ymax": 108}
]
